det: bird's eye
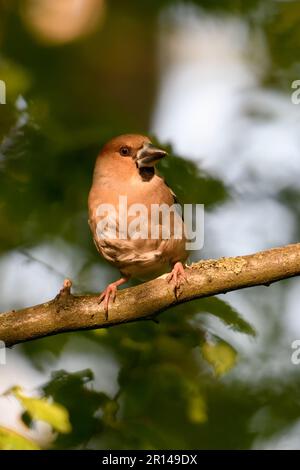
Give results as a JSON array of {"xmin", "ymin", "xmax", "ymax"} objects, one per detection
[{"xmin": 120, "ymin": 146, "xmax": 130, "ymax": 156}]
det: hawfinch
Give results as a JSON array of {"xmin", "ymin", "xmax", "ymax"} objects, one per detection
[{"xmin": 88, "ymin": 134, "xmax": 188, "ymax": 316}]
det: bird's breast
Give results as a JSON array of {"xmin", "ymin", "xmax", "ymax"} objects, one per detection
[{"xmin": 88, "ymin": 175, "xmax": 188, "ymax": 278}]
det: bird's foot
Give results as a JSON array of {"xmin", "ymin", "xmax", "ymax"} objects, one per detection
[
  {"xmin": 98, "ymin": 283, "xmax": 117, "ymax": 320},
  {"xmin": 98, "ymin": 277, "xmax": 129, "ymax": 320},
  {"xmin": 167, "ymin": 262, "xmax": 187, "ymax": 299}
]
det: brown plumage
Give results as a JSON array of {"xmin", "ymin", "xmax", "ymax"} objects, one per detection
[{"xmin": 88, "ymin": 134, "xmax": 188, "ymax": 315}]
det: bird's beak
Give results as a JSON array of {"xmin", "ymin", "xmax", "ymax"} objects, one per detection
[{"xmin": 136, "ymin": 143, "xmax": 167, "ymax": 168}]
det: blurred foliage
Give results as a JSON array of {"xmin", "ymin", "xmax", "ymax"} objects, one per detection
[
  {"xmin": 202, "ymin": 340, "xmax": 237, "ymax": 377},
  {"xmin": 187, "ymin": 297, "xmax": 256, "ymax": 336},
  {"xmin": 159, "ymin": 153, "xmax": 228, "ymax": 207},
  {"xmin": 8, "ymin": 385, "xmax": 72, "ymax": 434},
  {"xmin": 0, "ymin": 426, "xmax": 40, "ymax": 450},
  {"xmin": 0, "ymin": 0, "xmax": 300, "ymax": 451},
  {"xmin": 0, "ymin": 385, "xmax": 72, "ymax": 450}
]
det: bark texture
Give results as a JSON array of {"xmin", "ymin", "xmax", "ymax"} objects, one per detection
[{"xmin": 1, "ymin": 243, "xmax": 300, "ymax": 347}]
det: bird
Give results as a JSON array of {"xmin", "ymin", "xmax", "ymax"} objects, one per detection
[{"xmin": 88, "ymin": 134, "xmax": 188, "ymax": 317}]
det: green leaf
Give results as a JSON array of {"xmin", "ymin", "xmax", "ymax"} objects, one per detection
[
  {"xmin": 187, "ymin": 394, "xmax": 207, "ymax": 424},
  {"xmin": 198, "ymin": 297, "xmax": 256, "ymax": 336},
  {"xmin": 0, "ymin": 426, "xmax": 40, "ymax": 450},
  {"xmin": 184, "ymin": 380, "xmax": 207, "ymax": 424},
  {"xmin": 42, "ymin": 370, "xmax": 109, "ymax": 449},
  {"xmin": 9, "ymin": 386, "xmax": 72, "ymax": 434},
  {"xmin": 202, "ymin": 340, "xmax": 237, "ymax": 376}
]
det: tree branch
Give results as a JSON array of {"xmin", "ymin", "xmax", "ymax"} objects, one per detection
[{"xmin": 1, "ymin": 243, "xmax": 300, "ymax": 347}]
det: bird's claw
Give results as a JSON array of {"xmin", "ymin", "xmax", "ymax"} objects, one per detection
[
  {"xmin": 98, "ymin": 284, "xmax": 117, "ymax": 320},
  {"xmin": 167, "ymin": 262, "xmax": 187, "ymax": 298},
  {"xmin": 98, "ymin": 276, "xmax": 129, "ymax": 320}
]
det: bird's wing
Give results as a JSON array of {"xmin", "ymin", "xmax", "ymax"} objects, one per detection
[{"xmin": 159, "ymin": 175, "xmax": 185, "ymax": 222}]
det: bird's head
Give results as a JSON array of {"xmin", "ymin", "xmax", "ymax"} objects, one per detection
[{"xmin": 97, "ymin": 134, "xmax": 167, "ymax": 176}]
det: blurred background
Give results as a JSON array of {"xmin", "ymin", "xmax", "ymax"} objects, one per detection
[{"xmin": 1, "ymin": 0, "xmax": 300, "ymax": 450}]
